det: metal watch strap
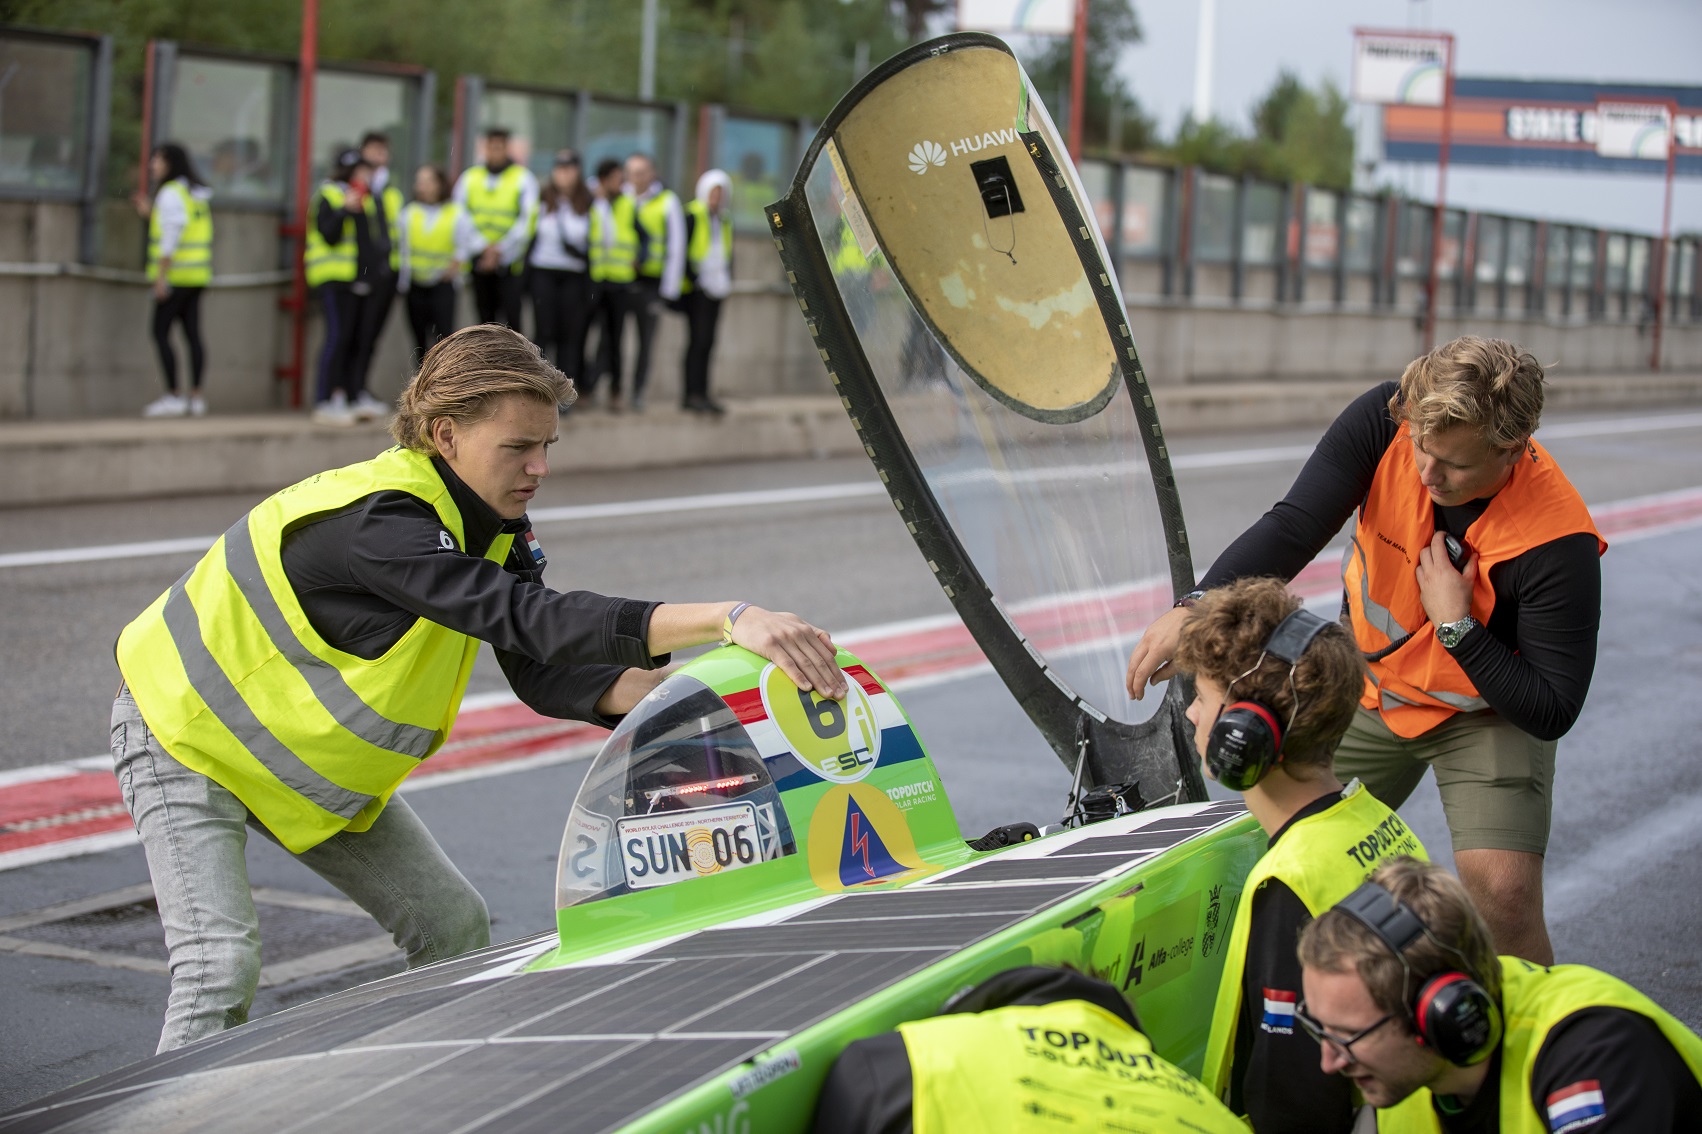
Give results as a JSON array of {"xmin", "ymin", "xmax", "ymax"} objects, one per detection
[{"xmin": 1437, "ymin": 615, "xmax": 1478, "ymax": 649}]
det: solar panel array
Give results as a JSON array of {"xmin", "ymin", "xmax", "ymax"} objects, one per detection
[{"xmin": 0, "ymin": 801, "xmax": 1247, "ymax": 1134}]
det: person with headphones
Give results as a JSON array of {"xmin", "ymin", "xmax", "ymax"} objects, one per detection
[
  {"xmin": 1128, "ymin": 338, "xmax": 1606, "ymax": 967},
  {"xmin": 1179, "ymin": 578, "xmax": 1428, "ymax": 1133},
  {"xmin": 1298, "ymin": 857, "xmax": 1702, "ymax": 1131},
  {"xmin": 812, "ymin": 966, "xmax": 1246, "ymax": 1134}
]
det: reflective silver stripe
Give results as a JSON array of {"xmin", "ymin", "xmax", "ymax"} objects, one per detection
[
  {"xmin": 1381, "ymin": 685, "xmax": 1488, "ymax": 713},
  {"xmin": 1428, "ymin": 689, "xmax": 1488, "ymax": 711},
  {"xmin": 222, "ymin": 518, "xmax": 439, "ymax": 759},
  {"xmin": 1345, "ymin": 533, "xmax": 1413, "ymax": 641},
  {"xmin": 162, "ymin": 583, "xmax": 372, "ymax": 820}
]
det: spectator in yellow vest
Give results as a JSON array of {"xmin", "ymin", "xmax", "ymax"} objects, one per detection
[
  {"xmin": 453, "ymin": 127, "xmax": 538, "ymax": 330},
  {"xmin": 680, "ymin": 169, "xmax": 732, "ymax": 416},
  {"xmin": 624, "ymin": 152, "xmax": 685, "ymax": 412},
  {"xmin": 307, "ymin": 148, "xmax": 393, "ymax": 425},
  {"xmin": 357, "ymin": 131, "xmax": 405, "ymax": 396},
  {"xmin": 135, "ymin": 143, "xmax": 214, "ymax": 417},
  {"xmin": 1298, "ymin": 858, "xmax": 1702, "ymax": 1132},
  {"xmin": 1179, "ymin": 577, "xmax": 1427, "ymax": 1133},
  {"xmin": 397, "ymin": 164, "xmax": 479, "ymax": 361},
  {"xmin": 586, "ymin": 158, "xmax": 639, "ymax": 412}
]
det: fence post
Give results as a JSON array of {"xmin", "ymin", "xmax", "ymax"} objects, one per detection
[{"xmin": 80, "ymin": 34, "xmax": 113, "ymax": 265}]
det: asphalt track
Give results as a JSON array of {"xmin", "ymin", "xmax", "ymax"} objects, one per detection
[{"xmin": 2, "ymin": 405, "xmax": 1700, "ymax": 1110}]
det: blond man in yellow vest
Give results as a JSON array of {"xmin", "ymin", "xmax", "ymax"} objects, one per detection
[
  {"xmin": 1177, "ymin": 577, "xmax": 1427, "ymax": 1133},
  {"xmin": 1128, "ymin": 338, "xmax": 1606, "ymax": 966},
  {"xmin": 1298, "ymin": 858, "xmax": 1702, "ymax": 1132},
  {"xmin": 111, "ymin": 325, "xmax": 844, "ymax": 1053},
  {"xmin": 813, "ymin": 966, "xmax": 1245, "ymax": 1134}
]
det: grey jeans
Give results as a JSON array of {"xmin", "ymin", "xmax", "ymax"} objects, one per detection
[{"xmin": 111, "ymin": 685, "xmax": 490, "ymax": 1053}]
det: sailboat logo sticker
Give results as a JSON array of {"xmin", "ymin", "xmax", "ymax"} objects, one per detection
[{"xmin": 908, "ymin": 140, "xmax": 946, "ymax": 174}]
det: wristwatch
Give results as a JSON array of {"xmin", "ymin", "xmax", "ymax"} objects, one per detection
[{"xmin": 1436, "ymin": 615, "xmax": 1479, "ymax": 649}]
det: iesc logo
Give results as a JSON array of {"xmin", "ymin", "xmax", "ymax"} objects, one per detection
[{"xmin": 908, "ymin": 140, "xmax": 946, "ymax": 174}]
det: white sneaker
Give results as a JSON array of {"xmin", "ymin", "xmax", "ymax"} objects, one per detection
[
  {"xmin": 311, "ymin": 391, "xmax": 356, "ymax": 426},
  {"xmin": 188, "ymin": 394, "xmax": 207, "ymax": 417},
  {"xmin": 351, "ymin": 392, "xmax": 389, "ymax": 422},
  {"xmin": 143, "ymin": 393, "xmax": 188, "ymax": 418}
]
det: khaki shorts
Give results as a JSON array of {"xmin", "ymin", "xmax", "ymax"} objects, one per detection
[{"xmin": 1332, "ymin": 707, "xmax": 1557, "ymax": 857}]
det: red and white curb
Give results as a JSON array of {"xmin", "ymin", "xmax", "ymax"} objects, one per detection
[{"xmin": 2, "ymin": 484, "xmax": 1699, "ymax": 872}]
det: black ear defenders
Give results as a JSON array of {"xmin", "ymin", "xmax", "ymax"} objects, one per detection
[
  {"xmin": 1205, "ymin": 607, "xmax": 1333, "ymax": 791},
  {"xmin": 1336, "ymin": 881, "xmax": 1503, "ymax": 1066}
]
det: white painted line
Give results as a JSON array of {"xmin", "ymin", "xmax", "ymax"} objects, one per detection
[
  {"xmin": 1545, "ymin": 789, "xmax": 1702, "ymax": 923},
  {"xmin": 7, "ymin": 410, "xmax": 1700, "ymax": 571},
  {"xmin": 0, "ymin": 830, "xmax": 138, "ymax": 872}
]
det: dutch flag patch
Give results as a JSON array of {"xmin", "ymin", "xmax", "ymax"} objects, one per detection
[
  {"xmin": 1546, "ymin": 1080, "xmax": 1605, "ymax": 1131},
  {"xmin": 1260, "ymin": 988, "xmax": 1297, "ymax": 1034}
]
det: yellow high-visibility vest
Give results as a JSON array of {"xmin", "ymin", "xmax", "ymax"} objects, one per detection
[
  {"xmin": 1377, "ymin": 958, "xmax": 1702, "ymax": 1133},
  {"xmin": 304, "ymin": 182, "xmax": 375, "ymax": 288},
  {"xmin": 380, "ymin": 183, "xmax": 405, "ymax": 273},
  {"xmin": 635, "ymin": 188, "xmax": 679, "ymax": 279},
  {"xmin": 464, "ymin": 163, "xmax": 534, "ymax": 275},
  {"xmin": 1201, "ymin": 782, "xmax": 1428, "ymax": 1107},
  {"xmin": 590, "ymin": 194, "xmax": 639, "ymax": 284},
  {"xmin": 402, "ymin": 201, "xmax": 463, "ymax": 285},
  {"xmin": 147, "ymin": 179, "xmax": 213, "ymax": 287},
  {"xmin": 899, "ymin": 998, "xmax": 1246, "ymax": 1133},
  {"xmin": 115, "ymin": 446, "xmax": 513, "ymax": 853},
  {"xmin": 682, "ymin": 198, "xmax": 732, "ymax": 295}
]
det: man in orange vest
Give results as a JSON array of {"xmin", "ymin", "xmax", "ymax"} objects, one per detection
[{"xmin": 1126, "ymin": 337, "xmax": 1604, "ymax": 966}]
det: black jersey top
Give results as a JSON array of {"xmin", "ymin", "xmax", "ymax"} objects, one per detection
[
  {"xmin": 1230, "ymin": 790, "xmax": 1358, "ymax": 1134},
  {"xmin": 280, "ymin": 455, "xmax": 666, "ymax": 727},
  {"xmin": 1198, "ymin": 383, "xmax": 1601, "ymax": 741},
  {"xmin": 1431, "ymin": 1006, "xmax": 1702, "ymax": 1132}
]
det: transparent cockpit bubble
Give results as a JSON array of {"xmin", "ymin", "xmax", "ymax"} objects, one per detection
[
  {"xmin": 797, "ymin": 45, "xmax": 1175, "ymax": 725},
  {"xmin": 555, "ymin": 674, "xmax": 797, "ymax": 908}
]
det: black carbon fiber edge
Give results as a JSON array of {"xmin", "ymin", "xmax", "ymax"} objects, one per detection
[{"xmin": 763, "ymin": 33, "xmax": 1205, "ymax": 806}]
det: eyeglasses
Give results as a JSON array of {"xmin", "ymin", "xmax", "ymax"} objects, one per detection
[{"xmin": 1295, "ymin": 999, "xmax": 1394, "ymax": 1062}]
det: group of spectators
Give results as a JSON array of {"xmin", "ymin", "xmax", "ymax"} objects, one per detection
[{"xmin": 137, "ymin": 128, "xmax": 737, "ymax": 421}]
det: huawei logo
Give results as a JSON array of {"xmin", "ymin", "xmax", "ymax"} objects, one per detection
[{"xmin": 908, "ymin": 140, "xmax": 947, "ymax": 174}]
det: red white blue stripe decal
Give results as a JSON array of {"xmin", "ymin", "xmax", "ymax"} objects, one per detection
[
  {"xmin": 1261, "ymin": 988, "xmax": 1297, "ymax": 1033},
  {"xmin": 1546, "ymin": 1080, "xmax": 1606, "ymax": 1131}
]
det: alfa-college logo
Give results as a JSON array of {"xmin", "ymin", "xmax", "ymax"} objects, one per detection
[{"xmin": 908, "ymin": 140, "xmax": 946, "ymax": 174}]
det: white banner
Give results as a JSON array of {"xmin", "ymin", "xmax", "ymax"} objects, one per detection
[
  {"xmin": 957, "ymin": 0, "xmax": 1075, "ymax": 36},
  {"xmin": 1352, "ymin": 33, "xmax": 1449, "ymax": 107},
  {"xmin": 1595, "ymin": 101, "xmax": 1671, "ymax": 160}
]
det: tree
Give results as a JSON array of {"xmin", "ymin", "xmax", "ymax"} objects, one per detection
[
  {"xmin": 1020, "ymin": 0, "xmax": 1155, "ymax": 155},
  {"xmin": 1160, "ymin": 70, "xmax": 1353, "ymax": 189},
  {"xmin": 1248, "ymin": 70, "xmax": 1353, "ymax": 188}
]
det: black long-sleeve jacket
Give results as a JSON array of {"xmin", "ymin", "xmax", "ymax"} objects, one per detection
[{"xmin": 280, "ymin": 455, "xmax": 665, "ymax": 727}]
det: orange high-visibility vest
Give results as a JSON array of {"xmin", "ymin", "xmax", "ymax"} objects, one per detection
[{"xmin": 1342, "ymin": 434, "xmax": 1604, "ymax": 738}]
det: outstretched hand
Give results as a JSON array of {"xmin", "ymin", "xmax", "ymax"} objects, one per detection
[
  {"xmin": 1125, "ymin": 604, "xmax": 1194, "ymax": 700},
  {"xmin": 732, "ymin": 607, "xmax": 846, "ymax": 700}
]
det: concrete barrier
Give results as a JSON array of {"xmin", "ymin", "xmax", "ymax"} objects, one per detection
[{"xmin": 3, "ymin": 373, "xmax": 1696, "ymax": 508}]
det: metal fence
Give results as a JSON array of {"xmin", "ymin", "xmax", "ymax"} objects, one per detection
[
  {"xmin": 3, "ymin": 22, "xmax": 1698, "ymax": 325},
  {"xmin": 1077, "ymin": 157, "xmax": 1702, "ymax": 323}
]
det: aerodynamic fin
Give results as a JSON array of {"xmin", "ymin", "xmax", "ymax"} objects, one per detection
[{"xmin": 766, "ymin": 33, "xmax": 1207, "ymax": 807}]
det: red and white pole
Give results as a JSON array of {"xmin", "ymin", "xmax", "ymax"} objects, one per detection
[
  {"xmin": 1422, "ymin": 34, "xmax": 1455, "ymax": 353},
  {"xmin": 283, "ymin": 0, "xmax": 319, "ymax": 408},
  {"xmin": 1650, "ymin": 105, "xmax": 1677, "ymax": 372},
  {"xmin": 1068, "ymin": 0, "xmax": 1087, "ymax": 160}
]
